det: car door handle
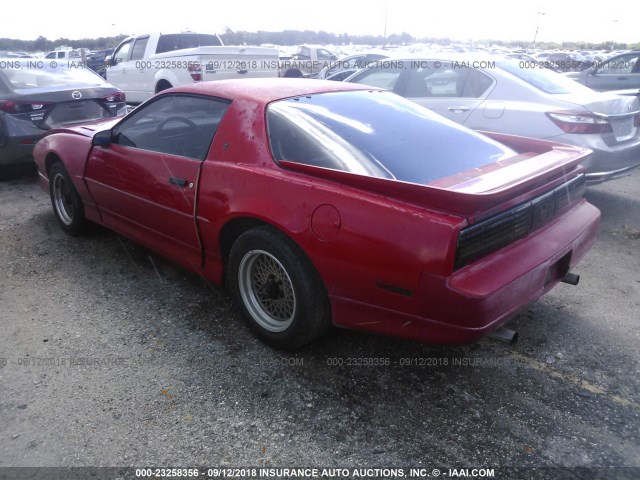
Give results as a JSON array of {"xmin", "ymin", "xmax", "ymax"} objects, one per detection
[
  {"xmin": 448, "ymin": 106, "xmax": 471, "ymax": 113},
  {"xmin": 168, "ymin": 176, "xmax": 188, "ymax": 187},
  {"xmin": 617, "ymin": 77, "xmax": 628, "ymax": 80}
]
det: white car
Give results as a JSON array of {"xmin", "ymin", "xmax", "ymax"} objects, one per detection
[{"xmin": 346, "ymin": 57, "xmax": 640, "ymax": 184}]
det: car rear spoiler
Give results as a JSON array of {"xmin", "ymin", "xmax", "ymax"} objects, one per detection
[{"xmin": 278, "ymin": 134, "xmax": 591, "ymax": 219}]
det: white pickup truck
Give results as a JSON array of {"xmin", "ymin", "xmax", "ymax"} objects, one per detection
[
  {"xmin": 106, "ymin": 32, "xmax": 279, "ymax": 103},
  {"xmin": 279, "ymin": 45, "xmax": 338, "ymax": 78}
]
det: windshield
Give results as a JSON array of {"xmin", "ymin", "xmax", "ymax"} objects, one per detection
[
  {"xmin": 498, "ymin": 60, "xmax": 595, "ymax": 94},
  {"xmin": 267, "ymin": 90, "xmax": 516, "ymax": 185},
  {"xmin": 1, "ymin": 64, "xmax": 108, "ymax": 91}
]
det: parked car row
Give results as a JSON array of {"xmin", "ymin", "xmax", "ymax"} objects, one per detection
[
  {"xmin": 342, "ymin": 55, "xmax": 640, "ymax": 184},
  {"xmin": 3, "ymin": 34, "xmax": 637, "ymax": 350}
]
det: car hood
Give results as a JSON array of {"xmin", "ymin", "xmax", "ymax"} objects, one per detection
[
  {"xmin": 280, "ymin": 133, "xmax": 591, "ymax": 220},
  {"xmin": 553, "ymin": 91, "xmax": 640, "ymax": 115}
]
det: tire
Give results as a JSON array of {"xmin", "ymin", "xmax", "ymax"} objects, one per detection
[
  {"xmin": 227, "ymin": 226, "xmax": 331, "ymax": 349},
  {"xmin": 283, "ymin": 69, "xmax": 303, "ymax": 78},
  {"xmin": 49, "ymin": 162, "xmax": 86, "ymax": 235},
  {"xmin": 155, "ymin": 81, "xmax": 172, "ymax": 93}
]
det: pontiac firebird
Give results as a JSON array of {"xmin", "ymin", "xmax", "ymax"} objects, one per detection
[{"xmin": 33, "ymin": 79, "xmax": 600, "ymax": 349}]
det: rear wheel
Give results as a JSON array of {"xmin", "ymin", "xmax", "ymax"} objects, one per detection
[
  {"xmin": 227, "ymin": 226, "xmax": 331, "ymax": 349},
  {"xmin": 49, "ymin": 162, "xmax": 85, "ymax": 235},
  {"xmin": 155, "ymin": 80, "xmax": 173, "ymax": 93}
]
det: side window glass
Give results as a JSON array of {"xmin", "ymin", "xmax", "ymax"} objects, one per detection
[
  {"xmin": 114, "ymin": 41, "xmax": 133, "ymax": 64},
  {"xmin": 404, "ymin": 64, "xmax": 492, "ymax": 98},
  {"xmin": 351, "ymin": 66, "xmax": 403, "ymax": 91},
  {"xmin": 113, "ymin": 95, "xmax": 230, "ymax": 160},
  {"xmin": 317, "ymin": 49, "xmax": 333, "ymax": 60},
  {"xmin": 130, "ymin": 37, "xmax": 149, "ymax": 61},
  {"xmin": 298, "ymin": 47, "xmax": 311, "ymax": 60},
  {"xmin": 599, "ymin": 55, "xmax": 637, "ymax": 75},
  {"xmin": 456, "ymin": 69, "xmax": 493, "ymax": 98}
]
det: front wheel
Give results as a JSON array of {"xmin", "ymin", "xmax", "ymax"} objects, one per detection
[
  {"xmin": 49, "ymin": 162, "xmax": 86, "ymax": 235},
  {"xmin": 227, "ymin": 226, "xmax": 331, "ymax": 349}
]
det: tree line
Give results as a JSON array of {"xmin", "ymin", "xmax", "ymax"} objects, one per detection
[{"xmin": 0, "ymin": 31, "xmax": 637, "ymax": 53}]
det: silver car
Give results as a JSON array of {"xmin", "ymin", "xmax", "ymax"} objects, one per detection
[
  {"xmin": 346, "ymin": 57, "xmax": 640, "ymax": 184},
  {"xmin": 318, "ymin": 52, "xmax": 389, "ymax": 80},
  {"xmin": 565, "ymin": 51, "xmax": 640, "ymax": 92}
]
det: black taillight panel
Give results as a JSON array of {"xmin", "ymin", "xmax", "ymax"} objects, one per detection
[{"xmin": 455, "ymin": 174, "xmax": 586, "ymax": 270}]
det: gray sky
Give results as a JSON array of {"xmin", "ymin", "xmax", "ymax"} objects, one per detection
[{"xmin": 1, "ymin": 0, "xmax": 637, "ymax": 44}]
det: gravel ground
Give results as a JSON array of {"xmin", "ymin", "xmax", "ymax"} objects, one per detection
[{"xmin": 0, "ymin": 166, "xmax": 638, "ymax": 479}]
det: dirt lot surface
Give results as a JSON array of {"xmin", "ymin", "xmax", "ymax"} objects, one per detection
[{"xmin": 0, "ymin": 166, "xmax": 638, "ymax": 480}]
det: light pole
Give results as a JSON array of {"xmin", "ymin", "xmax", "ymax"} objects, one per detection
[{"xmin": 533, "ymin": 11, "xmax": 546, "ymax": 48}]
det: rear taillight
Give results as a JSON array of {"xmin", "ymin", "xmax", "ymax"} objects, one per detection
[
  {"xmin": 546, "ymin": 111, "xmax": 612, "ymax": 134},
  {"xmin": 0, "ymin": 100, "xmax": 51, "ymax": 114},
  {"xmin": 188, "ymin": 63, "xmax": 202, "ymax": 82},
  {"xmin": 102, "ymin": 91, "xmax": 126, "ymax": 103},
  {"xmin": 455, "ymin": 174, "xmax": 586, "ymax": 270}
]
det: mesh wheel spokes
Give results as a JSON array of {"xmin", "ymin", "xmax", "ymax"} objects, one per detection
[
  {"xmin": 52, "ymin": 173, "xmax": 74, "ymax": 225},
  {"xmin": 238, "ymin": 250, "xmax": 297, "ymax": 332}
]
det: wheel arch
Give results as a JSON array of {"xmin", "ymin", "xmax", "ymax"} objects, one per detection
[
  {"xmin": 155, "ymin": 77, "xmax": 174, "ymax": 93},
  {"xmin": 44, "ymin": 152, "xmax": 62, "ymax": 177},
  {"xmin": 223, "ymin": 215, "xmax": 332, "ymax": 348},
  {"xmin": 217, "ymin": 215, "xmax": 323, "ymax": 286}
]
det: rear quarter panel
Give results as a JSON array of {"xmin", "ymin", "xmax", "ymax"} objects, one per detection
[
  {"xmin": 196, "ymin": 99, "xmax": 465, "ymax": 316},
  {"xmin": 33, "ymin": 133, "xmax": 93, "ymax": 201}
]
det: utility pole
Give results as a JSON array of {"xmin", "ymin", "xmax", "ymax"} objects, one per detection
[
  {"xmin": 533, "ymin": 11, "xmax": 546, "ymax": 48},
  {"xmin": 383, "ymin": 2, "xmax": 389, "ymax": 46}
]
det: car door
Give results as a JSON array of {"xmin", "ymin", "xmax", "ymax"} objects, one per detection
[
  {"xmin": 125, "ymin": 36, "xmax": 150, "ymax": 103},
  {"xmin": 585, "ymin": 53, "xmax": 640, "ymax": 91},
  {"xmin": 106, "ymin": 39, "xmax": 133, "ymax": 96},
  {"xmin": 398, "ymin": 61, "xmax": 493, "ymax": 125},
  {"xmin": 85, "ymin": 94, "xmax": 230, "ymax": 271}
]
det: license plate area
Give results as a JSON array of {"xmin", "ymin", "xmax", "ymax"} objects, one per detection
[
  {"xmin": 610, "ymin": 116, "xmax": 635, "ymax": 142},
  {"xmin": 545, "ymin": 250, "xmax": 572, "ymax": 286}
]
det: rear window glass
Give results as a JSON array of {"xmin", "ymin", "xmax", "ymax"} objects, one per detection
[
  {"xmin": 156, "ymin": 34, "xmax": 223, "ymax": 54},
  {"xmin": 498, "ymin": 60, "xmax": 595, "ymax": 94},
  {"xmin": 0, "ymin": 64, "xmax": 108, "ymax": 91},
  {"xmin": 267, "ymin": 90, "xmax": 516, "ymax": 184}
]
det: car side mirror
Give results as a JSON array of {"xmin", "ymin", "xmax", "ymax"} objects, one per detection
[{"xmin": 92, "ymin": 130, "xmax": 113, "ymax": 146}]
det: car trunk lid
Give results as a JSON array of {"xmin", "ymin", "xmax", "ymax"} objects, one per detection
[
  {"xmin": 554, "ymin": 92, "xmax": 640, "ymax": 142},
  {"xmin": 8, "ymin": 87, "xmax": 124, "ymax": 129}
]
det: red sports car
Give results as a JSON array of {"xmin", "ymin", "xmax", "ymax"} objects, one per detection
[{"xmin": 33, "ymin": 79, "xmax": 600, "ymax": 349}]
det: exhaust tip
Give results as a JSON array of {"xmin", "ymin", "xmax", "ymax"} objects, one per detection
[
  {"xmin": 489, "ymin": 328, "xmax": 518, "ymax": 345},
  {"xmin": 562, "ymin": 272, "xmax": 580, "ymax": 286}
]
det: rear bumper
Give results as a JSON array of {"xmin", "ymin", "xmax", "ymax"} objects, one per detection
[
  {"xmin": 0, "ymin": 113, "xmax": 45, "ymax": 166},
  {"xmin": 552, "ymin": 133, "xmax": 640, "ymax": 184},
  {"xmin": 0, "ymin": 135, "xmax": 40, "ymax": 166},
  {"xmin": 331, "ymin": 200, "xmax": 600, "ymax": 344},
  {"xmin": 584, "ymin": 162, "xmax": 640, "ymax": 185}
]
